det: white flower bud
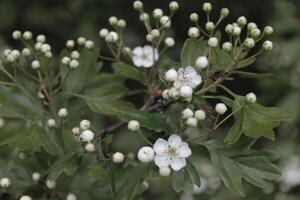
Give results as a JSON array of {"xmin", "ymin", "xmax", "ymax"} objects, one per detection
[
  {"xmin": 205, "ymin": 22, "xmax": 215, "ymax": 31},
  {"xmin": 137, "ymin": 146, "xmax": 154, "ymax": 163},
  {"xmin": 153, "ymin": 8, "xmax": 163, "ymax": 19},
  {"xmin": 160, "ymin": 16, "xmax": 171, "ymax": 28},
  {"xmin": 179, "ymin": 86, "xmax": 193, "ymax": 98},
  {"xmin": 202, "ymin": 2, "xmax": 212, "ymax": 13},
  {"xmin": 69, "ymin": 60, "xmax": 79, "ymax": 69},
  {"xmin": 45, "ymin": 51, "xmax": 52, "ymax": 58},
  {"xmin": 0, "ymin": 177, "xmax": 11, "ymax": 188},
  {"xmin": 99, "ymin": 28, "xmax": 109, "ymax": 38},
  {"xmin": 128, "ymin": 120, "xmax": 140, "ymax": 131},
  {"xmin": 246, "ymin": 92, "xmax": 257, "ymax": 103},
  {"xmin": 244, "ymin": 38, "xmax": 255, "ymax": 48},
  {"xmin": 19, "ymin": 152, "xmax": 26, "ymax": 159},
  {"xmin": 22, "ymin": 48, "xmax": 31, "ymax": 56},
  {"xmin": 165, "ymin": 37, "xmax": 175, "ymax": 47},
  {"xmin": 133, "ymin": 0, "xmax": 143, "ymax": 11},
  {"xmin": 36, "ymin": 34, "xmax": 46, "ymax": 43},
  {"xmin": 77, "ymin": 37, "xmax": 86, "ymax": 45},
  {"xmin": 263, "ymin": 40, "xmax": 273, "ymax": 51},
  {"xmin": 182, "ymin": 108, "xmax": 194, "ymax": 119},
  {"xmin": 250, "ymin": 28, "xmax": 261, "ymax": 39},
  {"xmin": 222, "ymin": 42, "xmax": 233, "ymax": 52},
  {"xmin": 188, "ymin": 27, "xmax": 200, "ymax": 38},
  {"xmin": 117, "ymin": 19, "xmax": 127, "ymax": 28},
  {"xmin": 208, "ymin": 37, "xmax": 218, "ymax": 47},
  {"xmin": 220, "ymin": 8, "xmax": 229, "ymax": 18},
  {"xmin": 162, "ymin": 89, "xmax": 170, "ymax": 99},
  {"xmin": 168, "ymin": 87, "xmax": 180, "ymax": 99},
  {"xmin": 232, "ymin": 27, "xmax": 241, "ymax": 36},
  {"xmin": 105, "ymin": 32, "xmax": 118, "ymax": 43},
  {"xmin": 71, "ymin": 50, "xmax": 80, "ymax": 59},
  {"xmin": 80, "ymin": 130, "xmax": 94, "ymax": 142},
  {"xmin": 85, "ymin": 143, "xmax": 95, "ymax": 152},
  {"xmin": 215, "ymin": 103, "xmax": 227, "ymax": 115},
  {"xmin": 67, "ymin": 193, "xmax": 77, "ymax": 200},
  {"xmin": 225, "ymin": 24, "xmax": 234, "ymax": 34},
  {"xmin": 6, "ymin": 55, "xmax": 16, "ymax": 63},
  {"xmin": 169, "ymin": 1, "xmax": 179, "ymax": 11},
  {"xmin": 264, "ymin": 26, "xmax": 274, "ymax": 35},
  {"xmin": 32, "ymin": 172, "xmax": 41, "ymax": 181},
  {"xmin": 80, "ymin": 119, "xmax": 91, "ymax": 130},
  {"xmin": 46, "ymin": 180, "xmax": 56, "ymax": 189},
  {"xmin": 108, "ymin": 16, "xmax": 118, "ymax": 26},
  {"xmin": 20, "ymin": 195, "xmax": 32, "ymax": 200},
  {"xmin": 66, "ymin": 40, "xmax": 75, "ymax": 48},
  {"xmin": 72, "ymin": 127, "xmax": 80, "ymax": 136},
  {"xmin": 38, "ymin": 91, "xmax": 45, "ymax": 99},
  {"xmin": 47, "ymin": 119, "xmax": 56, "ymax": 128},
  {"xmin": 23, "ymin": 31, "xmax": 32, "ymax": 40},
  {"xmin": 123, "ymin": 47, "xmax": 131, "ymax": 54},
  {"xmin": 12, "ymin": 30, "xmax": 22, "ymax": 40},
  {"xmin": 58, "ymin": 108, "xmax": 68, "ymax": 118},
  {"xmin": 237, "ymin": 16, "xmax": 247, "ymax": 26},
  {"xmin": 165, "ymin": 68, "xmax": 178, "ymax": 81},
  {"xmin": 61, "ymin": 56, "xmax": 71, "ymax": 65},
  {"xmin": 196, "ymin": 56, "xmax": 208, "ymax": 69},
  {"xmin": 139, "ymin": 13, "xmax": 149, "ymax": 22},
  {"xmin": 11, "ymin": 50, "xmax": 20, "ymax": 58},
  {"xmin": 186, "ymin": 117, "xmax": 198, "ymax": 127},
  {"xmin": 31, "ymin": 60, "xmax": 40, "ymax": 69},
  {"xmin": 85, "ymin": 40, "xmax": 95, "ymax": 49},
  {"xmin": 146, "ymin": 34, "xmax": 153, "ymax": 42},
  {"xmin": 195, "ymin": 109, "xmax": 206, "ymax": 120},
  {"xmin": 0, "ymin": 117, "xmax": 4, "ymax": 128},
  {"xmin": 247, "ymin": 22, "xmax": 257, "ymax": 31},
  {"xmin": 3, "ymin": 49, "xmax": 11, "ymax": 57},
  {"xmin": 112, "ymin": 152, "xmax": 124, "ymax": 163},
  {"xmin": 41, "ymin": 44, "xmax": 51, "ymax": 53},
  {"xmin": 150, "ymin": 29, "xmax": 160, "ymax": 38},
  {"xmin": 159, "ymin": 166, "xmax": 171, "ymax": 176},
  {"xmin": 190, "ymin": 13, "xmax": 199, "ymax": 22},
  {"xmin": 35, "ymin": 42, "xmax": 43, "ymax": 50}
]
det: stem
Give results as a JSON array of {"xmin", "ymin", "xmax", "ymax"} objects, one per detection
[
  {"xmin": 137, "ymin": 130, "xmax": 153, "ymax": 145},
  {"xmin": 219, "ymin": 84, "xmax": 236, "ymax": 97},
  {"xmin": 213, "ymin": 105, "xmax": 243, "ymax": 129}
]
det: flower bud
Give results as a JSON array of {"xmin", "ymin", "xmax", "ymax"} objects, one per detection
[
  {"xmin": 32, "ymin": 172, "xmax": 41, "ymax": 181},
  {"xmin": 99, "ymin": 28, "xmax": 109, "ymax": 38},
  {"xmin": 232, "ymin": 27, "xmax": 241, "ymax": 36},
  {"xmin": 85, "ymin": 40, "xmax": 95, "ymax": 49},
  {"xmin": 20, "ymin": 195, "xmax": 32, "ymax": 200},
  {"xmin": 153, "ymin": 8, "xmax": 163, "ymax": 19},
  {"xmin": 12, "ymin": 30, "xmax": 22, "ymax": 40},
  {"xmin": 182, "ymin": 108, "xmax": 194, "ymax": 119},
  {"xmin": 159, "ymin": 166, "xmax": 171, "ymax": 176},
  {"xmin": 160, "ymin": 16, "xmax": 171, "ymax": 28},
  {"xmin": 186, "ymin": 117, "xmax": 198, "ymax": 127},
  {"xmin": 222, "ymin": 42, "xmax": 233, "ymax": 52},
  {"xmin": 47, "ymin": 119, "xmax": 56, "ymax": 128},
  {"xmin": 137, "ymin": 146, "xmax": 154, "ymax": 163},
  {"xmin": 215, "ymin": 103, "xmax": 227, "ymax": 115},
  {"xmin": 35, "ymin": 42, "xmax": 42, "ymax": 50},
  {"xmin": 66, "ymin": 193, "xmax": 77, "ymax": 200},
  {"xmin": 162, "ymin": 89, "xmax": 170, "ymax": 99},
  {"xmin": 205, "ymin": 22, "xmax": 215, "ymax": 32},
  {"xmin": 133, "ymin": 0, "xmax": 143, "ymax": 11},
  {"xmin": 3, "ymin": 49, "xmax": 11, "ymax": 57},
  {"xmin": 237, "ymin": 16, "xmax": 247, "ymax": 26},
  {"xmin": 69, "ymin": 60, "xmax": 79, "ymax": 69},
  {"xmin": 247, "ymin": 22, "xmax": 257, "ymax": 31},
  {"xmin": 220, "ymin": 8, "xmax": 229, "ymax": 18},
  {"xmin": 250, "ymin": 28, "xmax": 261, "ymax": 39},
  {"xmin": 36, "ymin": 34, "xmax": 46, "ymax": 43},
  {"xmin": 128, "ymin": 120, "xmax": 140, "ymax": 131},
  {"xmin": 246, "ymin": 92, "xmax": 257, "ymax": 103},
  {"xmin": 46, "ymin": 180, "xmax": 56, "ymax": 189},
  {"xmin": 41, "ymin": 44, "xmax": 51, "ymax": 53},
  {"xmin": 0, "ymin": 177, "xmax": 11, "ymax": 188},
  {"xmin": 165, "ymin": 37, "xmax": 175, "ymax": 47},
  {"xmin": 150, "ymin": 29, "xmax": 160, "ymax": 38},
  {"xmin": 31, "ymin": 60, "xmax": 40, "ymax": 69},
  {"xmin": 195, "ymin": 109, "xmax": 206, "ymax": 120},
  {"xmin": 263, "ymin": 26, "xmax": 274, "ymax": 35},
  {"xmin": 80, "ymin": 119, "xmax": 91, "ymax": 130},
  {"xmin": 61, "ymin": 56, "xmax": 71, "ymax": 65},
  {"xmin": 202, "ymin": 2, "xmax": 212, "ymax": 13},
  {"xmin": 85, "ymin": 143, "xmax": 95, "ymax": 152},
  {"xmin": 72, "ymin": 127, "xmax": 80, "ymax": 136},
  {"xmin": 77, "ymin": 37, "xmax": 86, "ymax": 45},
  {"xmin": 117, "ymin": 19, "xmax": 127, "ymax": 28},
  {"xmin": 19, "ymin": 152, "xmax": 26, "ymax": 159},
  {"xmin": 146, "ymin": 34, "xmax": 153, "ymax": 42},
  {"xmin": 23, "ymin": 31, "xmax": 32, "ymax": 40},
  {"xmin": 263, "ymin": 40, "xmax": 273, "ymax": 51},
  {"xmin": 58, "ymin": 108, "xmax": 68, "ymax": 118},
  {"xmin": 225, "ymin": 24, "xmax": 234, "ymax": 34},
  {"xmin": 244, "ymin": 38, "xmax": 255, "ymax": 48},
  {"xmin": 66, "ymin": 40, "xmax": 75, "ymax": 48},
  {"xmin": 22, "ymin": 48, "xmax": 31, "ymax": 57},
  {"xmin": 188, "ymin": 27, "xmax": 200, "ymax": 38},
  {"xmin": 112, "ymin": 152, "xmax": 125, "ymax": 163},
  {"xmin": 139, "ymin": 13, "xmax": 149, "ymax": 22},
  {"xmin": 71, "ymin": 50, "xmax": 80, "ymax": 59},
  {"xmin": 169, "ymin": 1, "xmax": 179, "ymax": 12},
  {"xmin": 80, "ymin": 130, "xmax": 94, "ymax": 142},
  {"xmin": 0, "ymin": 117, "xmax": 4, "ymax": 128},
  {"xmin": 190, "ymin": 13, "xmax": 199, "ymax": 22},
  {"xmin": 11, "ymin": 50, "xmax": 20, "ymax": 58},
  {"xmin": 180, "ymin": 86, "xmax": 193, "ymax": 98},
  {"xmin": 196, "ymin": 56, "xmax": 208, "ymax": 69},
  {"xmin": 108, "ymin": 16, "xmax": 118, "ymax": 26},
  {"xmin": 165, "ymin": 68, "xmax": 178, "ymax": 81},
  {"xmin": 168, "ymin": 87, "xmax": 180, "ymax": 99},
  {"xmin": 6, "ymin": 55, "xmax": 16, "ymax": 63},
  {"xmin": 105, "ymin": 31, "xmax": 119, "ymax": 43},
  {"xmin": 208, "ymin": 37, "xmax": 218, "ymax": 47}
]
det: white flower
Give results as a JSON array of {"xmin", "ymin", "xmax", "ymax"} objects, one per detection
[
  {"xmin": 80, "ymin": 119, "xmax": 91, "ymax": 130},
  {"xmin": 0, "ymin": 177, "xmax": 11, "ymax": 188},
  {"xmin": 80, "ymin": 130, "xmax": 94, "ymax": 142},
  {"xmin": 215, "ymin": 103, "xmax": 227, "ymax": 115},
  {"xmin": 159, "ymin": 166, "xmax": 171, "ymax": 176},
  {"xmin": 195, "ymin": 110, "xmax": 206, "ymax": 120},
  {"xmin": 174, "ymin": 66, "xmax": 202, "ymax": 89},
  {"xmin": 47, "ymin": 119, "xmax": 56, "ymax": 128},
  {"xmin": 182, "ymin": 108, "xmax": 194, "ymax": 119},
  {"xmin": 165, "ymin": 68, "xmax": 178, "ymax": 81},
  {"xmin": 20, "ymin": 195, "xmax": 32, "ymax": 200},
  {"xmin": 195, "ymin": 56, "xmax": 208, "ymax": 69},
  {"xmin": 85, "ymin": 143, "xmax": 95, "ymax": 152},
  {"xmin": 58, "ymin": 108, "xmax": 68, "ymax": 118},
  {"xmin": 208, "ymin": 37, "xmax": 218, "ymax": 47},
  {"xmin": 128, "ymin": 120, "xmax": 140, "ymax": 131},
  {"xmin": 132, "ymin": 46, "xmax": 159, "ymax": 68},
  {"xmin": 246, "ymin": 92, "xmax": 257, "ymax": 103},
  {"xmin": 67, "ymin": 193, "xmax": 77, "ymax": 200},
  {"xmin": 153, "ymin": 134, "xmax": 192, "ymax": 171},
  {"xmin": 112, "ymin": 152, "xmax": 125, "ymax": 163},
  {"xmin": 137, "ymin": 146, "xmax": 155, "ymax": 163},
  {"xmin": 180, "ymin": 86, "xmax": 193, "ymax": 98},
  {"xmin": 32, "ymin": 172, "xmax": 41, "ymax": 181},
  {"xmin": 46, "ymin": 180, "xmax": 56, "ymax": 189}
]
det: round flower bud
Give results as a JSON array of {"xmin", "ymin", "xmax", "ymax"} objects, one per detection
[
  {"xmin": 205, "ymin": 22, "xmax": 215, "ymax": 32},
  {"xmin": 133, "ymin": 0, "xmax": 143, "ymax": 11},
  {"xmin": 246, "ymin": 92, "xmax": 257, "ymax": 103},
  {"xmin": 220, "ymin": 8, "xmax": 229, "ymax": 18},
  {"xmin": 12, "ymin": 30, "xmax": 22, "ymax": 40},
  {"xmin": 58, "ymin": 108, "xmax": 68, "ymax": 118},
  {"xmin": 80, "ymin": 119, "xmax": 91, "ymax": 130},
  {"xmin": 128, "ymin": 120, "xmax": 140, "ymax": 131},
  {"xmin": 225, "ymin": 24, "xmax": 234, "ymax": 34},
  {"xmin": 72, "ymin": 127, "xmax": 80, "ymax": 136},
  {"xmin": 237, "ymin": 16, "xmax": 247, "ymax": 26},
  {"xmin": 182, "ymin": 108, "xmax": 194, "ymax": 119},
  {"xmin": 247, "ymin": 22, "xmax": 257, "ymax": 31},
  {"xmin": 202, "ymin": 2, "xmax": 212, "ymax": 13},
  {"xmin": 160, "ymin": 16, "xmax": 171, "ymax": 28},
  {"xmin": 123, "ymin": 47, "xmax": 131, "ymax": 55},
  {"xmin": 108, "ymin": 16, "xmax": 118, "ymax": 26},
  {"xmin": 38, "ymin": 91, "xmax": 45, "ymax": 99},
  {"xmin": 232, "ymin": 27, "xmax": 241, "ymax": 36},
  {"xmin": 244, "ymin": 38, "xmax": 255, "ymax": 49},
  {"xmin": 168, "ymin": 87, "xmax": 180, "ymax": 99},
  {"xmin": 6, "ymin": 55, "xmax": 16, "ymax": 63},
  {"xmin": 80, "ymin": 130, "xmax": 94, "ymax": 142},
  {"xmin": 32, "ymin": 172, "xmax": 41, "ymax": 181},
  {"xmin": 61, "ymin": 56, "xmax": 71, "ymax": 65},
  {"xmin": 215, "ymin": 103, "xmax": 227, "ymax": 115},
  {"xmin": 146, "ymin": 34, "xmax": 153, "ymax": 42},
  {"xmin": 99, "ymin": 28, "xmax": 109, "ymax": 38},
  {"xmin": 180, "ymin": 86, "xmax": 193, "ymax": 98},
  {"xmin": 153, "ymin": 8, "xmax": 163, "ymax": 19},
  {"xmin": 0, "ymin": 177, "xmax": 11, "ymax": 188},
  {"xmin": 69, "ymin": 60, "xmax": 79, "ymax": 69},
  {"xmin": 22, "ymin": 48, "xmax": 31, "ymax": 56},
  {"xmin": 195, "ymin": 109, "xmax": 206, "ymax": 120},
  {"xmin": 85, "ymin": 40, "xmax": 94, "ymax": 49},
  {"xmin": 3, "ymin": 49, "xmax": 11, "ymax": 57},
  {"xmin": 250, "ymin": 28, "xmax": 261, "ymax": 39},
  {"xmin": 162, "ymin": 89, "xmax": 170, "ymax": 99},
  {"xmin": 117, "ymin": 19, "xmax": 127, "ymax": 28},
  {"xmin": 41, "ymin": 44, "xmax": 51, "ymax": 53},
  {"xmin": 169, "ymin": 1, "xmax": 179, "ymax": 12},
  {"xmin": 222, "ymin": 42, "xmax": 233, "ymax": 52},
  {"xmin": 137, "ymin": 146, "xmax": 155, "ymax": 163},
  {"xmin": 264, "ymin": 26, "xmax": 274, "ymax": 35},
  {"xmin": 67, "ymin": 193, "xmax": 77, "ymax": 200},
  {"xmin": 190, "ymin": 13, "xmax": 199, "ymax": 22},
  {"xmin": 23, "ymin": 31, "xmax": 32, "ymax": 40},
  {"xmin": 196, "ymin": 56, "xmax": 208, "ymax": 69},
  {"xmin": 186, "ymin": 117, "xmax": 198, "ymax": 127},
  {"xmin": 85, "ymin": 143, "xmax": 95, "ymax": 152},
  {"xmin": 263, "ymin": 40, "xmax": 273, "ymax": 51},
  {"xmin": 20, "ymin": 195, "xmax": 32, "ymax": 200},
  {"xmin": 44, "ymin": 51, "xmax": 52, "ymax": 58},
  {"xmin": 36, "ymin": 34, "xmax": 46, "ymax": 43},
  {"xmin": 106, "ymin": 31, "xmax": 118, "ymax": 43},
  {"xmin": 165, "ymin": 37, "xmax": 175, "ymax": 47},
  {"xmin": 150, "ymin": 29, "xmax": 160, "ymax": 38},
  {"xmin": 159, "ymin": 166, "xmax": 171, "ymax": 176},
  {"xmin": 112, "ymin": 152, "xmax": 125, "ymax": 163},
  {"xmin": 31, "ymin": 60, "xmax": 40, "ymax": 69},
  {"xmin": 139, "ymin": 13, "xmax": 149, "ymax": 22},
  {"xmin": 47, "ymin": 119, "xmax": 56, "ymax": 128},
  {"xmin": 208, "ymin": 37, "xmax": 218, "ymax": 48},
  {"xmin": 188, "ymin": 27, "xmax": 200, "ymax": 38},
  {"xmin": 11, "ymin": 50, "xmax": 20, "ymax": 58},
  {"xmin": 71, "ymin": 51, "xmax": 80, "ymax": 59},
  {"xmin": 46, "ymin": 180, "xmax": 56, "ymax": 189},
  {"xmin": 165, "ymin": 68, "xmax": 178, "ymax": 81},
  {"xmin": 35, "ymin": 42, "xmax": 42, "ymax": 50},
  {"xmin": 0, "ymin": 117, "xmax": 4, "ymax": 128},
  {"xmin": 77, "ymin": 37, "xmax": 86, "ymax": 45},
  {"xmin": 66, "ymin": 40, "xmax": 75, "ymax": 48}
]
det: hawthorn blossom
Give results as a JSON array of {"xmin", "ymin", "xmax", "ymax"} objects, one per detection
[
  {"xmin": 153, "ymin": 134, "xmax": 192, "ymax": 171},
  {"xmin": 132, "ymin": 45, "xmax": 159, "ymax": 68},
  {"xmin": 173, "ymin": 66, "xmax": 202, "ymax": 89}
]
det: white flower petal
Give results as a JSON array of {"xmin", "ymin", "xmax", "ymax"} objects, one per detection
[
  {"xmin": 173, "ymin": 80, "xmax": 182, "ymax": 89},
  {"xmin": 153, "ymin": 138, "xmax": 168, "ymax": 155},
  {"xmin": 177, "ymin": 142, "xmax": 192, "ymax": 158},
  {"xmin": 168, "ymin": 134, "xmax": 182, "ymax": 148},
  {"xmin": 142, "ymin": 59, "xmax": 154, "ymax": 68},
  {"xmin": 132, "ymin": 56, "xmax": 143, "ymax": 67},
  {"xmin": 154, "ymin": 155, "xmax": 170, "ymax": 167},
  {"xmin": 170, "ymin": 157, "xmax": 186, "ymax": 171},
  {"xmin": 132, "ymin": 47, "xmax": 143, "ymax": 56}
]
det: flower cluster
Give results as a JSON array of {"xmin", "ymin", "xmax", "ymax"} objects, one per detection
[
  {"xmin": 72, "ymin": 119, "xmax": 96, "ymax": 152},
  {"xmin": 182, "ymin": 108, "xmax": 206, "ymax": 127}
]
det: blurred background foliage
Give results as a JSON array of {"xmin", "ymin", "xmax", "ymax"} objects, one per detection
[{"xmin": 0, "ymin": 0, "xmax": 300, "ymax": 199}]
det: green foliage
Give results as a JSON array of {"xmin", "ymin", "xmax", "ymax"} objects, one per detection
[
  {"xmin": 112, "ymin": 62, "xmax": 147, "ymax": 85},
  {"xmin": 181, "ymin": 38, "xmax": 208, "ymax": 67}
]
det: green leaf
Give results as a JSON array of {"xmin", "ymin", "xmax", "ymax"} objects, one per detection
[
  {"xmin": 185, "ymin": 161, "xmax": 201, "ymax": 187},
  {"xmin": 47, "ymin": 152, "xmax": 78, "ymax": 181},
  {"xmin": 232, "ymin": 70, "xmax": 273, "ymax": 79},
  {"xmin": 203, "ymin": 140, "xmax": 281, "ymax": 197},
  {"xmin": 236, "ymin": 57, "xmax": 256, "ymax": 69},
  {"xmin": 171, "ymin": 165, "xmax": 198, "ymax": 193},
  {"xmin": 112, "ymin": 62, "xmax": 147, "ymax": 85},
  {"xmin": 88, "ymin": 164, "xmax": 110, "ymax": 184},
  {"xmin": 181, "ymin": 38, "xmax": 208, "ymax": 67},
  {"xmin": 211, "ymin": 47, "xmax": 232, "ymax": 69}
]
